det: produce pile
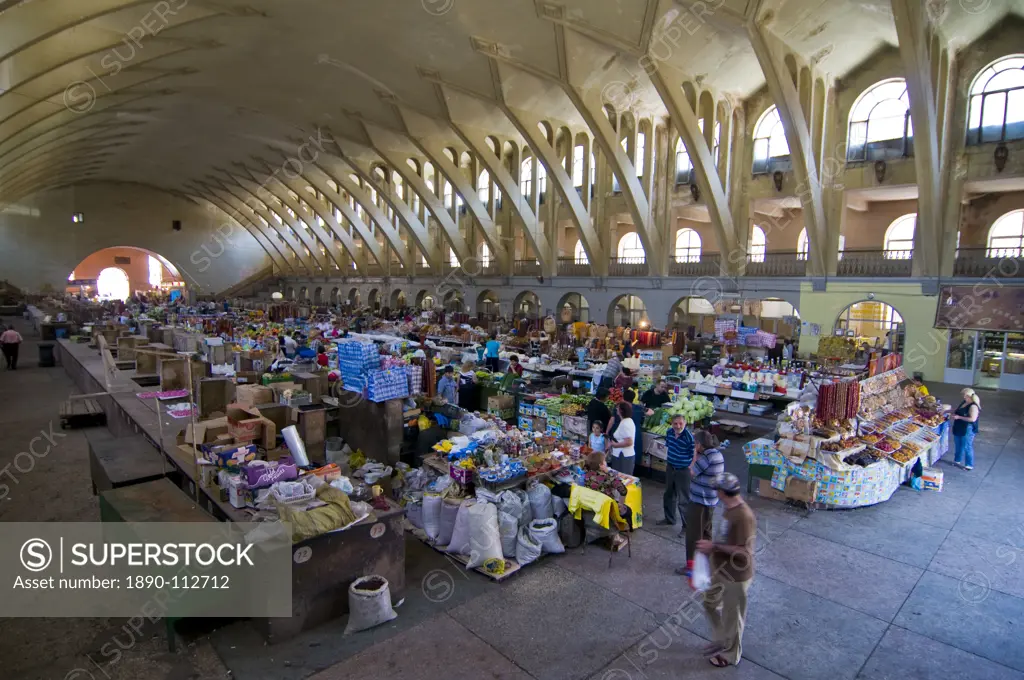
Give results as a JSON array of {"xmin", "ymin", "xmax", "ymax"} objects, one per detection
[
  {"xmin": 643, "ymin": 392, "xmax": 714, "ymax": 434},
  {"xmin": 817, "ymin": 336, "xmax": 855, "ymax": 362}
]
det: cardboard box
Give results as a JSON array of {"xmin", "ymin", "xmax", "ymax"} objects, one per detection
[
  {"xmin": 225, "ymin": 405, "xmax": 276, "ymax": 450},
  {"xmin": 518, "ymin": 416, "xmax": 532, "ymax": 431},
  {"xmin": 784, "ymin": 477, "xmax": 817, "ymax": 504},
  {"xmin": 487, "ymin": 395, "xmax": 515, "ymax": 411},
  {"xmin": 234, "ymin": 370, "xmax": 260, "ymax": 385},
  {"xmin": 236, "ymin": 384, "xmax": 274, "ymax": 407},
  {"xmin": 758, "ymin": 478, "xmax": 787, "ymax": 501},
  {"xmin": 922, "ymin": 467, "xmax": 944, "ymax": 491}
]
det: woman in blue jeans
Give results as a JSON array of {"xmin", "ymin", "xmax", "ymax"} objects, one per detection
[{"xmin": 952, "ymin": 388, "xmax": 981, "ymax": 470}]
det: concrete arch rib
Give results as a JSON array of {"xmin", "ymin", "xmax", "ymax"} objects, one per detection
[
  {"xmin": 197, "ymin": 181, "xmax": 308, "ymax": 275},
  {"xmin": 226, "ymin": 171, "xmax": 332, "ymax": 272},
  {"xmin": 185, "ymin": 186, "xmax": 294, "ymax": 273},
  {"xmin": 207, "ymin": 176, "xmax": 322, "ymax": 274}
]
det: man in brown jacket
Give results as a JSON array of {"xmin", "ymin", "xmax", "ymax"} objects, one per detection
[{"xmin": 696, "ymin": 472, "xmax": 756, "ymax": 668}]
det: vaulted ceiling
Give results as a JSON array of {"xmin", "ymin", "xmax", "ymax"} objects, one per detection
[{"xmin": 0, "ymin": 0, "xmax": 1019, "ymax": 207}]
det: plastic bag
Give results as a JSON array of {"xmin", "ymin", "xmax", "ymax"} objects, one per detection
[
  {"xmin": 528, "ymin": 518, "xmax": 565, "ymax": 554},
  {"xmin": 344, "ymin": 575, "xmax": 398, "ymax": 634},
  {"xmin": 692, "ymin": 553, "xmax": 712, "ymax": 592},
  {"xmin": 528, "ymin": 482, "xmax": 553, "ymax": 521},
  {"xmin": 445, "ymin": 500, "xmax": 475, "ymax": 553},
  {"xmin": 437, "ymin": 498, "xmax": 462, "ymax": 545},
  {"xmin": 497, "ymin": 490, "xmax": 525, "ymax": 522},
  {"xmin": 465, "ymin": 502, "xmax": 503, "ymax": 569},
  {"xmin": 498, "ymin": 510, "xmax": 519, "ymax": 558},
  {"xmin": 422, "ymin": 494, "xmax": 443, "ymax": 541},
  {"xmin": 551, "ymin": 495, "xmax": 567, "ymax": 518},
  {"xmin": 405, "ymin": 499, "xmax": 423, "ymax": 529},
  {"xmin": 515, "ymin": 526, "xmax": 542, "ymax": 566}
]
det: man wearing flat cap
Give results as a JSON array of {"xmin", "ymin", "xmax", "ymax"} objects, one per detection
[{"xmin": 696, "ymin": 472, "xmax": 756, "ymax": 668}]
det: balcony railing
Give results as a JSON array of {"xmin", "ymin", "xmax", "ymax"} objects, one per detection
[
  {"xmin": 669, "ymin": 254, "xmax": 723, "ymax": 277},
  {"xmin": 557, "ymin": 258, "xmax": 592, "ymax": 276},
  {"xmin": 745, "ymin": 251, "xmax": 807, "ymax": 277},
  {"xmin": 608, "ymin": 257, "xmax": 649, "ymax": 276},
  {"xmin": 513, "ymin": 259, "xmax": 542, "ymax": 276},
  {"xmin": 954, "ymin": 247, "xmax": 1024, "ymax": 278},
  {"xmin": 836, "ymin": 249, "xmax": 913, "ymax": 277}
]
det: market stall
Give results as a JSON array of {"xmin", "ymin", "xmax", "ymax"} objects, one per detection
[{"xmin": 745, "ymin": 364, "xmax": 950, "ymax": 508}]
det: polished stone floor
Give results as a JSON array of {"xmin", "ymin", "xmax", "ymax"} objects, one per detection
[{"xmin": 2, "ymin": 317, "xmax": 1023, "ymax": 680}]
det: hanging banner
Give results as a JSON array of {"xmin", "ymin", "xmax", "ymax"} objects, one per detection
[{"xmin": 934, "ymin": 286, "xmax": 1024, "ymax": 331}]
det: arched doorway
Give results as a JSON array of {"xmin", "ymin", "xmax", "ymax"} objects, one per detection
[
  {"xmin": 477, "ymin": 290, "xmax": 500, "ymax": 318},
  {"xmin": 556, "ymin": 292, "xmax": 590, "ymax": 323},
  {"xmin": 330, "ymin": 287, "xmax": 340, "ymax": 303},
  {"xmin": 608, "ymin": 294, "xmax": 648, "ymax": 327},
  {"xmin": 443, "ymin": 290, "xmax": 464, "ymax": 313},
  {"xmin": 669, "ymin": 296, "xmax": 715, "ymax": 334},
  {"xmin": 67, "ymin": 246, "xmax": 184, "ymax": 299},
  {"xmin": 299, "ymin": 286, "xmax": 308, "ymax": 300},
  {"xmin": 753, "ymin": 298, "xmax": 800, "ymax": 338},
  {"xmin": 313, "ymin": 287, "xmax": 323, "ymax": 303},
  {"xmin": 348, "ymin": 288, "xmax": 360, "ymax": 307},
  {"xmin": 513, "ymin": 291, "xmax": 541, "ymax": 319},
  {"xmin": 834, "ymin": 300, "xmax": 904, "ymax": 353},
  {"xmin": 419, "ymin": 292, "xmax": 436, "ymax": 310},
  {"xmin": 367, "ymin": 288, "xmax": 381, "ymax": 311},
  {"xmin": 288, "ymin": 287, "xmax": 297, "ymax": 300},
  {"xmin": 391, "ymin": 289, "xmax": 407, "ymax": 308},
  {"xmin": 96, "ymin": 267, "xmax": 131, "ymax": 301}
]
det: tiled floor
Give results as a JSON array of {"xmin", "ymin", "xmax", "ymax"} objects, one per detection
[{"xmin": 3, "ymin": 317, "xmax": 1024, "ymax": 680}]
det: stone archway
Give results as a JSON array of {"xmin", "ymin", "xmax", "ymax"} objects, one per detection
[
  {"xmin": 608, "ymin": 294, "xmax": 648, "ymax": 327},
  {"xmin": 477, "ymin": 289, "xmax": 500, "ymax": 318},
  {"xmin": 556, "ymin": 292, "xmax": 590, "ymax": 323},
  {"xmin": 512, "ymin": 290, "xmax": 541, "ymax": 319}
]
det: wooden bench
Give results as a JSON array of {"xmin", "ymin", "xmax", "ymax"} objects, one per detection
[
  {"xmin": 59, "ymin": 397, "xmax": 107, "ymax": 429},
  {"xmin": 86, "ymin": 428, "xmax": 168, "ymax": 494}
]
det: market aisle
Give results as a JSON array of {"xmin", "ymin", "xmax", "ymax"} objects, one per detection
[{"xmin": 0, "ymin": 317, "xmax": 230, "ymax": 680}]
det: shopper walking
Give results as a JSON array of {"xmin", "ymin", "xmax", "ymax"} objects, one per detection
[
  {"xmin": 607, "ymin": 401, "xmax": 637, "ymax": 476},
  {"xmin": 952, "ymin": 388, "xmax": 982, "ymax": 470},
  {"xmin": 457, "ymin": 361, "xmax": 478, "ymax": 411},
  {"xmin": 679, "ymin": 430, "xmax": 725, "ymax": 577},
  {"xmin": 623, "ymin": 388, "xmax": 646, "ymax": 462},
  {"xmin": 658, "ymin": 414, "xmax": 694, "ymax": 533},
  {"xmin": 1, "ymin": 324, "xmax": 23, "ymax": 370},
  {"xmin": 697, "ymin": 472, "xmax": 756, "ymax": 668}
]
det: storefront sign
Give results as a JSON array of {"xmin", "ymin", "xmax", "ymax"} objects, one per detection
[{"xmin": 934, "ymin": 286, "xmax": 1024, "ymax": 331}]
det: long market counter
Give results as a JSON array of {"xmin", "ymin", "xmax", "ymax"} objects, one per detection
[{"xmin": 56, "ymin": 339, "xmax": 407, "ymax": 643}]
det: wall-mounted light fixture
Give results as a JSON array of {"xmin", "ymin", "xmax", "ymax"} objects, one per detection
[{"xmin": 72, "ymin": 212, "xmax": 84, "ymax": 223}]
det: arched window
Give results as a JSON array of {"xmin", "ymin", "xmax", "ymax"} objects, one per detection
[
  {"xmin": 574, "ymin": 240, "xmax": 589, "ymax": 265},
  {"xmin": 988, "ymin": 210, "xmax": 1024, "ymax": 257},
  {"xmin": 884, "ymin": 214, "xmax": 916, "ymax": 259},
  {"xmin": 477, "ymin": 170, "xmax": 490, "ymax": 203},
  {"xmin": 847, "ymin": 79, "xmax": 913, "ymax": 161},
  {"xmin": 572, "ymin": 145, "xmax": 585, "ymax": 187},
  {"xmin": 797, "ymin": 228, "xmax": 809, "ymax": 261},
  {"xmin": 536, "ymin": 160, "xmax": 547, "ymax": 198},
  {"xmin": 449, "ymin": 248, "xmax": 460, "ymax": 268},
  {"xmin": 590, "ymin": 152, "xmax": 596, "ymax": 189},
  {"xmin": 749, "ymin": 226, "xmax": 767, "ymax": 262},
  {"xmin": 752, "ymin": 106, "xmax": 790, "ymax": 174},
  {"xmin": 968, "ymin": 55, "xmax": 1024, "ymax": 145},
  {"xmin": 617, "ymin": 232, "xmax": 645, "ymax": 263},
  {"xmin": 443, "ymin": 180, "xmax": 453, "ymax": 209},
  {"xmin": 97, "ymin": 267, "xmax": 130, "ymax": 301},
  {"xmin": 480, "ymin": 243, "xmax": 492, "ymax": 268},
  {"xmin": 674, "ymin": 228, "xmax": 702, "ymax": 263},
  {"xmin": 675, "ymin": 138, "xmax": 693, "ymax": 184},
  {"xmin": 520, "ymin": 157, "xmax": 533, "ymax": 197}
]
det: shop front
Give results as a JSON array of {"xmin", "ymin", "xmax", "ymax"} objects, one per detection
[
  {"xmin": 937, "ymin": 286, "xmax": 1024, "ymax": 391},
  {"xmin": 945, "ymin": 329, "xmax": 1024, "ymax": 391}
]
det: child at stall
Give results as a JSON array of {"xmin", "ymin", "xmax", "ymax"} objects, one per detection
[{"xmin": 589, "ymin": 421, "xmax": 607, "ymax": 453}]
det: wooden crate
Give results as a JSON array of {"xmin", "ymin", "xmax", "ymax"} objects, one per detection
[{"xmin": 59, "ymin": 398, "xmax": 107, "ymax": 429}]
